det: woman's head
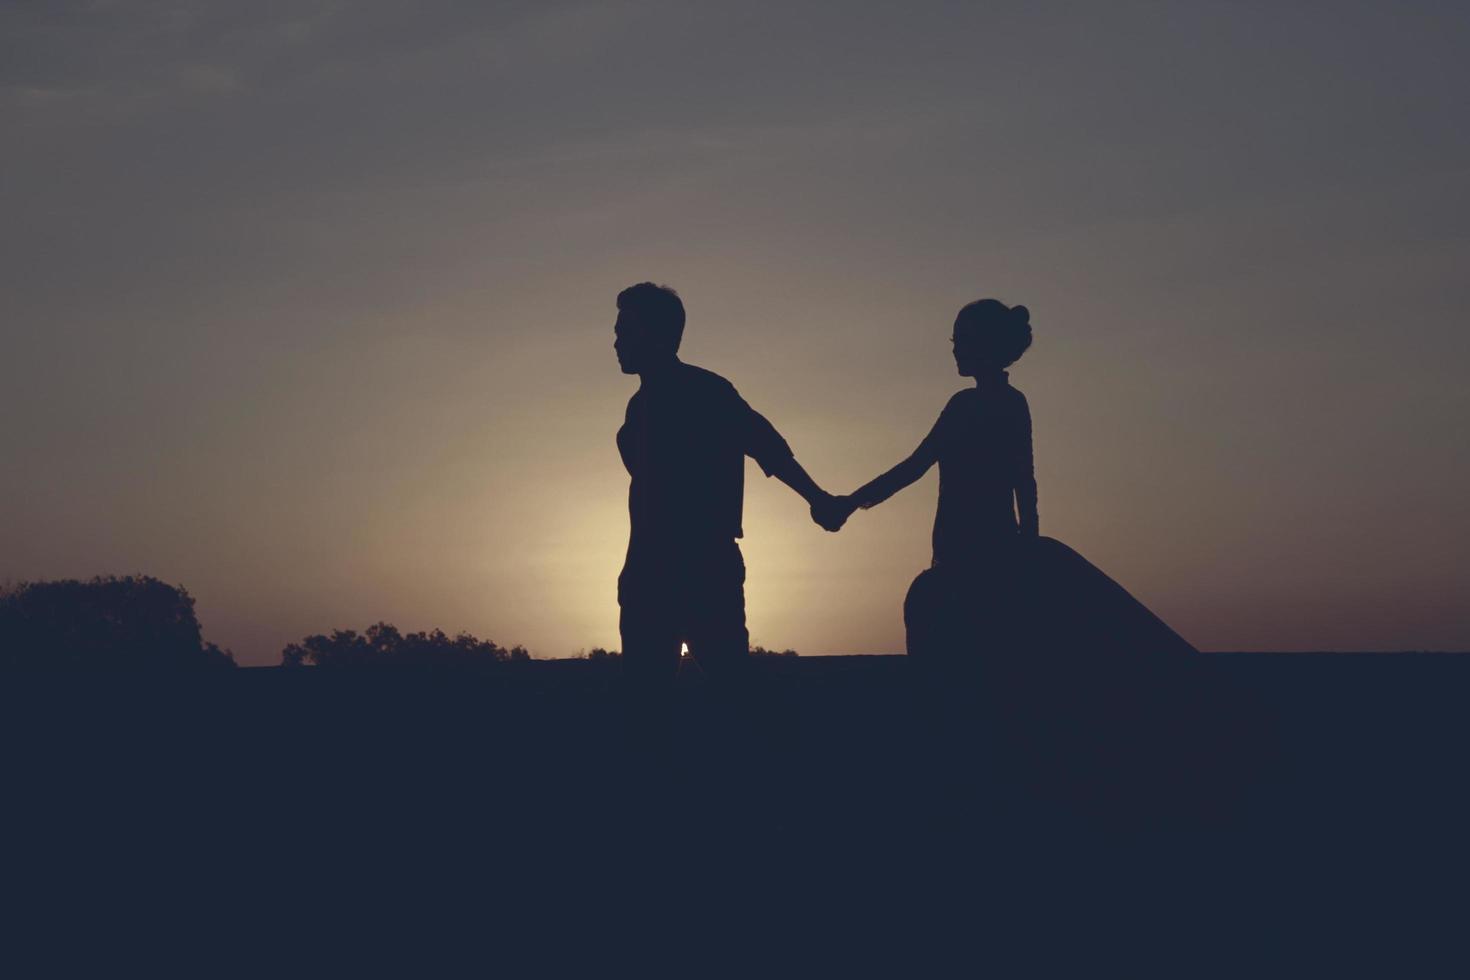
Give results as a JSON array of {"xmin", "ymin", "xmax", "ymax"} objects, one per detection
[{"xmin": 952, "ymin": 299, "xmax": 1032, "ymax": 377}]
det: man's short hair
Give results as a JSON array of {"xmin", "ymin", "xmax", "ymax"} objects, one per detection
[{"xmin": 617, "ymin": 282, "xmax": 685, "ymax": 352}]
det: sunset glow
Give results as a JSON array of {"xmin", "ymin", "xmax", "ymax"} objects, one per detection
[{"xmin": 3, "ymin": 3, "xmax": 1466, "ymax": 664}]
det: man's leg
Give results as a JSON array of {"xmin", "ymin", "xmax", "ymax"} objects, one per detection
[
  {"xmin": 619, "ymin": 613, "xmax": 681, "ymax": 763},
  {"xmin": 611, "ymin": 603, "xmax": 682, "ymax": 887},
  {"xmin": 683, "ymin": 542, "xmax": 796, "ymax": 823},
  {"xmin": 681, "ymin": 541, "xmax": 754, "ymax": 707},
  {"xmin": 617, "ymin": 559, "xmax": 684, "ymax": 776}
]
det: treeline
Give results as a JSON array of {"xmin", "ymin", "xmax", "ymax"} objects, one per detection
[
  {"xmin": 0, "ymin": 576, "xmax": 800, "ymax": 669},
  {"xmin": 0, "ymin": 576, "xmax": 236, "ymax": 669},
  {"xmin": 281, "ymin": 622, "xmax": 529, "ymax": 668},
  {"xmin": 579, "ymin": 646, "xmax": 798, "ymax": 661},
  {"xmin": 283, "ymin": 635, "xmax": 798, "ymax": 666}
]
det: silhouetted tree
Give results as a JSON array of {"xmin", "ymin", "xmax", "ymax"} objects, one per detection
[
  {"xmin": 574, "ymin": 646, "xmax": 792, "ymax": 661},
  {"xmin": 279, "ymin": 622, "xmax": 525, "ymax": 668},
  {"xmin": 583, "ymin": 647, "xmax": 621, "ymax": 662},
  {"xmin": 0, "ymin": 575, "xmax": 236, "ymax": 669}
]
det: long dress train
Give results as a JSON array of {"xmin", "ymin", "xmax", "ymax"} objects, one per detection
[{"xmin": 905, "ymin": 536, "xmax": 1269, "ymax": 821}]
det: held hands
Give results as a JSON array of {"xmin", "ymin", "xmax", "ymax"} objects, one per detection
[{"xmin": 811, "ymin": 493, "xmax": 857, "ymax": 533}]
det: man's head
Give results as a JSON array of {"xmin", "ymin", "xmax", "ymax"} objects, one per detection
[{"xmin": 614, "ymin": 282, "xmax": 685, "ymax": 374}]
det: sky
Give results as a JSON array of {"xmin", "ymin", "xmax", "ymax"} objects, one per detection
[{"xmin": 3, "ymin": 0, "xmax": 1468, "ymax": 665}]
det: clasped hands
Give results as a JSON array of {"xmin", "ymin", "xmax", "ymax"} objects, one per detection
[{"xmin": 810, "ymin": 492, "xmax": 858, "ymax": 533}]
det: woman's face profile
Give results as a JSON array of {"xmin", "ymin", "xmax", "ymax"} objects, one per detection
[{"xmin": 951, "ymin": 327, "xmax": 982, "ymax": 377}]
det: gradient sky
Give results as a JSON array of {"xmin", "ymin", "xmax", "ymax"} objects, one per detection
[{"xmin": 4, "ymin": 1, "xmax": 1468, "ymax": 665}]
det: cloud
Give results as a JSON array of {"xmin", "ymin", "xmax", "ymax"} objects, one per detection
[
  {"xmin": 175, "ymin": 63, "xmax": 243, "ymax": 95},
  {"xmin": 0, "ymin": 0, "xmax": 344, "ymax": 113}
]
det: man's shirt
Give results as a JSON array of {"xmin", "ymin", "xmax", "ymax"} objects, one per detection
[{"xmin": 617, "ymin": 361, "xmax": 793, "ymax": 554}]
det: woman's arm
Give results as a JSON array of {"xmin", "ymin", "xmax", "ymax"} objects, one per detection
[
  {"xmin": 852, "ymin": 404, "xmax": 948, "ymax": 511},
  {"xmin": 1013, "ymin": 396, "xmax": 1039, "ymax": 537},
  {"xmin": 813, "ymin": 414, "xmax": 945, "ymax": 530},
  {"xmin": 850, "ymin": 442, "xmax": 939, "ymax": 511}
]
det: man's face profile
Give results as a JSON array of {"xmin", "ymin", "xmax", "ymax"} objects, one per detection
[{"xmin": 614, "ymin": 310, "xmax": 650, "ymax": 375}]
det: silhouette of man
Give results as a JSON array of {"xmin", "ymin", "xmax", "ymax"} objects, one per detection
[{"xmin": 612, "ymin": 282, "xmax": 833, "ymax": 762}]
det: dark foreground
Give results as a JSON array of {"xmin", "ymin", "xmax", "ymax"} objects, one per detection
[{"xmin": 5, "ymin": 653, "xmax": 1469, "ymax": 971}]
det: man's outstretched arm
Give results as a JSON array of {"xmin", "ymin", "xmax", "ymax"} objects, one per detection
[
  {"xmin": 734, "ymin": 389, "xmax": 835, "ymax": 514},
  {"xmin": 767, "ymin": 455, "xmax": 831, "ymax": 509}
]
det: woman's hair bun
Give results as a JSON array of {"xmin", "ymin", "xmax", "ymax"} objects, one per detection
[{"xmin": 954, "ymin": 298, "xmax": 1034, "ymax": 368}]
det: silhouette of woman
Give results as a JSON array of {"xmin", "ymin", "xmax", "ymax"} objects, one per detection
[{"xmin": 814, "ymin": 300, "xmax": 1227, "ymax": 813}]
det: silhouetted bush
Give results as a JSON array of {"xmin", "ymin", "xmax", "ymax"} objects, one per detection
[
  {"xmin": 583, "ymin": 647, "xmax": 621, "ymax": 662},
  {"xmin": 574, "ymin": 645, "xmax": 797, "ymax": 660},
  {"xmin": 280, "ymin": 622, "xmax": 528, "ymax": 668},
  {"xmin": 0, "ymin": 575, "xmax": 236, "ymax": 669}
]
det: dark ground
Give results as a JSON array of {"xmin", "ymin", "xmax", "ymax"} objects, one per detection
[{"xmin": 5, "ymin": 653, "xmax": 1469, "ymax": 971}]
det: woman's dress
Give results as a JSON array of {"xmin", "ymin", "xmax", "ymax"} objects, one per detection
[{"xmin": 900, "ymin": 374, "xmax": 1263, "ymax": 817}]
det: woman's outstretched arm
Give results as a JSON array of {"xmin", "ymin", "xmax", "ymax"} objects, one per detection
[
  {"xmin": 849, "ymin": 440, "xmax": 940, "ymax": 511},
  {"xmin": 812, "ymin": 414, "xmax": 945, "ymax": 530}
]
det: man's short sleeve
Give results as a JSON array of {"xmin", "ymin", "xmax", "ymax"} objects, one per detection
[{"xmin": 729, "ymin": 385, "xmax": 794, "ymax": 477}]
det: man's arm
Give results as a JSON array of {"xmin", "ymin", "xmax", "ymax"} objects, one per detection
[
  {"xmin": 767, "ymin": 455, "xmax": 830, "ymax": 508},
  {"xmin": 732, "ymin": 388, "xmax": 835, "ymax": 511}
]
